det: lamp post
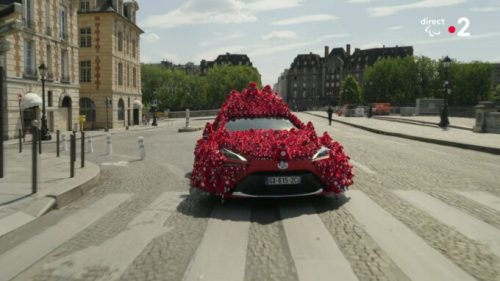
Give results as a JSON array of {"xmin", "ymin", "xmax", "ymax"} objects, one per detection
[
  {"xmin": 38, "ymin": 64, "xmax": 51, "ymax": 140},
  {"xmin": 105, "ymin": 97, "xmax": 111, "ymax": 132},
  {"xmin": 439, "ymin": 56, "xmax": 451, "ymax": 129},
  {"xmin": 151, "ymin": 92, "xmax": 157, "ymax": 126}
]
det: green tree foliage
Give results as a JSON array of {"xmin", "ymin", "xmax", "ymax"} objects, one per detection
[
  {"xmin": 339, "ymin": 75, "xmax": 361, "ymax": 105},
  {"xmin": 362, "ymin": 56, "xmax": 493, "ymax": 106},
  {"xmin": 141, "ymin": 64, "xmax": 261, "ymax": 111}
]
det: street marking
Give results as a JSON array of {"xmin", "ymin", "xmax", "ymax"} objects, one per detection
[
  {"xmin": 0, "ymin": 211, "xmax": 35, "ymax": 237},
  {"xmin": 280, "ymin": 205, "xmax": 359, "ymax": 281},
  {"xmin": 394, "ymin": 190, "xmax": 500, "ymax": 258},
  {"xmin": 0, "ymin": 193, "xmax": 132, "ymax": 281},
  {"xmin": 44, "ymin": 192, "xmax": 184, "ymax": 281},
  {"xmin": 101, "ymin": 161, "xmax": 129, "ymax": 166},
  {"xmin": 349, "ymin": 159, "xmax": 376, "ymax": 175},
  {"xmin": 183, "ymin": 205, "xmax": 251, "ymax": 281},
  {"xmin": 346, "ymin": 190, "xmax": 476, "ymax": 281},
  {"xmin": 455, "ymin": 191, "xmax": 500, "ymax": 213}
]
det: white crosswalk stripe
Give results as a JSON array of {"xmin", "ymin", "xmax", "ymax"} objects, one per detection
[
  {"xmin": 0, "ymin": 193, "xmax": 132, "ymax": 281},
  {"xmin": 346, "ymin": 190, "xmax": 476, "ymax": 281},
  {"xmin": 182, "ymin": 205, "xmax": 251, "ymax": 281},
  {"xmin": 455, "ymin": 190, "xmax": 500, "ymax": 213},
  {"xmin": 394, "ymin": 190, "xmax": 500, "ymax": 258},
  {"xmin": 42, "ymin": 192, "xmax": 185, "ymax": 281},
  {"xmin": 280, "ymin": 205, "xmax": 359, "ymax": 281}
]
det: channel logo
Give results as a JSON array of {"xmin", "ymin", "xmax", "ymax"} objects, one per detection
[{"xmin": 421, "ymin": 17, "xmax": 471, "ymax": 37}]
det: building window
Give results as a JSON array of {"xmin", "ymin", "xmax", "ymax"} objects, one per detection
[
  {"xmin": 132, "ymin": 39, "xmax": 136, "ymax": 58},
  {"xmin": 117, "ymin": 99, "xmax": 125, "ymax": 121},
  {"xmin": 61, "ymin": 49, "xmax": 69, "ymax": 82},
  {"xmin": 80, "ymin": 61, "xmax": 91, "ymax": 82},
  {"xmin": 24, "ymin": 39, "xmax": 35, "ymax": 76},
  {"xmin": 45, "ymin": 0, "xmax": 51, "ymax": 35},
  {"xmin": 79, "ymin": 0, "xmax": 90, "ymax": 11},
  {"xmin": 117, "ymin": 32, "xmax": 123, "ymax": 51},
  {"xmin": 126, "ymin": 65, "xmax": 130, "ymax": 86},
  {"xmin": 117, "ymin": 62, "xmax": 123, "ymax": 85},
  {"xmin": 79, "ymin": 97, "xmax": 96, "ymax": 122},
  {"xmin": 46, "ymin": 44, "xmax": 52, "ymax": 78},
  {"xmin": 59, "ymin": 6, "xmax": 67, "ymax": 40},
  {"xmin": 22, "ymin": 0, "xmax": 33, "ymax": 28},
  {"xmin": 80, "ymin": 28, "xmax": 91, "ymax": 47},
  {"xmin": 48, "ymin": 91, "xmax": 53, "ymax": 107},
  {"xmin": 132, "ymin": 67, "xmax": 137, "ymax": 88}
]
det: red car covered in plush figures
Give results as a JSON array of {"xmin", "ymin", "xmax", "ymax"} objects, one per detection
[{"xmin": 190, "ymin": 83, "xmax": 353, "ymax": 200}]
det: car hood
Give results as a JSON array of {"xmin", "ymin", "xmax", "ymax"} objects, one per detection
[{"xmin": 215, "ymin": 128, "xmax": 328, "ymax": 160}]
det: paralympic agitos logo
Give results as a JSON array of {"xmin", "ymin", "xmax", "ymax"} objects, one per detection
[{"xmin": 421, "ymin": 17, "xmax": 471, "ymax": 37}]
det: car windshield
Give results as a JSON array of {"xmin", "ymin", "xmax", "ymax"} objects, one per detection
[{"xmin": 225, "ymin": 117, "xmax": 297, "ymax": 131}]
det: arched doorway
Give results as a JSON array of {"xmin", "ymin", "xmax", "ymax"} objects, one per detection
[
  {"xmin": 79, "ymin": 97, "xmax": 96, "ymax": 130},
  {"xmin": 61, "ymin": 96, "xmax": 72, "ymax": 131},
  {"xmin": 133, "ymin": 100, "xmax": 142, "ymax": 125},
  {"xmin": 117, "ymin": 98, "xmax": 125, "ymax": 126}
]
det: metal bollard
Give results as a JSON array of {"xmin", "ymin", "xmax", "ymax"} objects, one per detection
[
  {"xmin": 72, "ymin": 132, "xmax": 76, "ymax": 163},
  {"xmin": 61, "ymin": 133, "xmax": 68, "ymax": 152},
  {"xmin": 86, "ymin": 133, "xmax": 94, "ymax": 153},
  {"xmin": 186, "ymin": 108, "xmax": 190, "ymax": 128},
  {"xmin": 138, "ymin": 136, "xmax": 145, "ymax": 160},
  {"xmin": 32, "ymin": 127, "xmax": 38, "ymax": 193},
  {"xmin": 70, "ymin": 133, "xmax": 75, "ymax": 178},
  {"xmin": 81, "ymin": 131, "xmax": 85, "ymax": 168},
  {"xmin": 38, "ymin": 127, "xmax": 42, "ymax": 154},
  {"xmin": 56, "ymin": 130, "xmax": 60, "ymax": 157},
  {"xmin": 106, "ymin": 133, "xmax": 112, "ymax": 155},
  {"xmin": 19, "ymin": 129, "xmax": 22, "ymax": 153}
]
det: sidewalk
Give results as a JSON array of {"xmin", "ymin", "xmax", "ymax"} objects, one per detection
[
  {"xmin": 307, "ymin": 111, "xmax": 500, "ymax": 155},
  {"xmin": 0, "ymin": 119, "xmax": 177, "ymax": 239}
]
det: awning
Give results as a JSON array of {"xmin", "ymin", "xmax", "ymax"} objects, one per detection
[
  {"xmin": 22, "ymin": 93, "xmax": 42, "ymax": 109},
  {"xmin": 133, "ymin": 100, "xmax": 142, "ymax": 109}
]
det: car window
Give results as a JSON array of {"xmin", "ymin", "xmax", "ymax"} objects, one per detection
[{"xmin": 225, "ymin": 118, "xmax": 297, "ymax": 131}]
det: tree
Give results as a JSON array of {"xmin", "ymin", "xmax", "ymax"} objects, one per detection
[{"xmin": 340, "ymin": 75, "xmax": 361, "ymax": 105}]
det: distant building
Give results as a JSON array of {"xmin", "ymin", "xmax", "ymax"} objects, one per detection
[
  {"xmin": 284, "ymin": 44, "xmax": 414, "ymax": 109},
  {"xmin": 274, "ymin": 69, "xmax": 289, "ymax": 103},
  {"xmin": 78, "ymin": 0, "xmax": 143, "ymax": 130},
  {"xmin": 160, "ymin": 60, "xmax": 200, "ymax": 75},
  {"xmin": 1, "ymin": 0, "xmax": 80, "ymax": 139},
  {"xmin": 200, "ymin": 52, "xmax": 253, "ymax": 75}
]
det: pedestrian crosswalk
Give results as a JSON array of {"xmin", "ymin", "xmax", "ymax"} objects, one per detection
[{"xmin": 1, "ymin": 189, "xmax": 500, "ymax": 281}]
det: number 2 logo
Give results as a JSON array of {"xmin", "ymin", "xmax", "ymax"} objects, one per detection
[{"xmin": 457, "ymin": 17, "xmax": 470, "ymax": 37}]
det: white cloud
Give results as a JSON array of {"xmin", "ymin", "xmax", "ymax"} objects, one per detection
[
  {"xmin": 271, "ymin": 14, "xmax": 338, "ymax": 26},
  {"xmin": 141, "ymin": 0, "xmax": 256, "ymax": 29},
  {"xmin": 200, "ymin": 31, "xmax": 245, "ymax": 46},
  {"xmin": 262, "ymin": 31, "xmax": 298, "ymax": 40},
  {"xmin": 141, "ymin": 32, "xmax": 161, "ymax": 43},
  {"xmin": 250, "ymin": 33, "xmax": 351, "ymax": 57},
  {"xmin": 470, "ymin": 7, "xmax": 500, "ymax": 12},
  {"xmin": 247, "ymin": 0, "xmax": 303, "ymax": 11},
  {"xmin": 387, "ymin": 25, "xmax": 404, "ymax": 31},
  {"xmin": 368, "ymin": 0, "xmax": 466, "ymax": 17}
]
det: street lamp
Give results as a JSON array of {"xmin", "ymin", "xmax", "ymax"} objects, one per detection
[
  {"xmin": 151, "ymin": 92, "xmax": 158, "ymax": 126},
  {"xmin": 105, "ymin": 97, "xmax": 112, "ymax": 132},
  {"xmin": 38, "ymin": 63, "xmax": 51, "ymax": 140},
  {"xmin": 439, "ymin": 56, "xmax": 451, "ymax": 129}
]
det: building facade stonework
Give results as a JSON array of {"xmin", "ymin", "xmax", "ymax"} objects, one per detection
[
  {"xmin": 1, "ymin": 0, "xmax": 80, "ymax": 139},
  {"xmin": 77, "ymin": 0, "xmax": 143, "ymax": 130}
]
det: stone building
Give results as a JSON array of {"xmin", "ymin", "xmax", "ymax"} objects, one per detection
[
  {"xmin": 1, "ymin": 0, "xmax": 80, "ymax": 139},
  {"xmin": 77, "ymin": 0, "xmax": 143, "ymax": 130},
  {"xmin": 200, "ymin": 52, "xmax": 253, "ymax": 75},
  {"xmin": 274, "ymin": 69, "xmax": 289, "ymax": 103},
  {"xmin": 284, "ymin": 44, "xmax": 413, "ymax": 109}
]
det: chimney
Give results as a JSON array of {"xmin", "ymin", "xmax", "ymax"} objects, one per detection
[
  {"xmin": 346, "ymin": 44, "xmax": 351, "ymax": 56},
  {"xmin": 324, "ymin": 46, "xmax": 330, "ymax": 58}
]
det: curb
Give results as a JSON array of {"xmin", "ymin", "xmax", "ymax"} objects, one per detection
[
  {"xmin": 305, "ymin": 112, "xmax": 500, "ymax": 156},
  {"xmin": 372, "ymin": 116, "xmax": 471, "ymax": 131},
  {"xmin": 0, "ymin": 160, "xmax": 101, "ymax": 239},
  {"xmin": 178, "ymin": 127, "xmax": 203, "ymax": 133}
]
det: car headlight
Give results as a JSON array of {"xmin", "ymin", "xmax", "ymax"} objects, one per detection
[
  {"xmin": 312, "ymin": 146, "xmax": 330, "ymax": 161},
  {"xmin": 222, "ymin": 148, "xmax": 247, "ymax": 162}
]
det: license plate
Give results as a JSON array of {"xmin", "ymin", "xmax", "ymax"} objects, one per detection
[{"xmin": 265, "ymin": 176, "xmax": 301, "ymax": 185}]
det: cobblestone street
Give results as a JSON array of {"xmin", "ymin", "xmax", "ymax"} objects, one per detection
[{"xmin": 1, "ymin": 114, "xmax": 499, "ymax": 281}]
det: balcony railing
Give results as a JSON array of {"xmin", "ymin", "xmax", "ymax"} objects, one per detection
[
  {"xmin": 22, "ymin": 18, "xmax": 35, "ymax": 29},
  {"xmin": 45, "ymin": 26, "xmax": 52, "ymax": 36},
  {"xmin": 61, "ymin": 74, "xmax": 70, "ymax": 83},
  {"xmin": 60, "ymin": 32, "xmax": 68, "ymax": 42},
  {"xmin": 23, "ymin": 67, "xmax": 37, "ymax": 80}
]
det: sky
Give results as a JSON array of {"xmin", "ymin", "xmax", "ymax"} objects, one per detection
[{"xmin": 137, "ymin": 0, "xmax": 500, "ymax": 86}]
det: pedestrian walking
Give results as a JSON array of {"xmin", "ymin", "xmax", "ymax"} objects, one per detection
[
  {"xmin": 367, "ymin": 104, "xmax": 373, "ymax": 118},
  {"xmin": 327, "ymin": 106, "xmax": 333, "ymax": 125}
]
